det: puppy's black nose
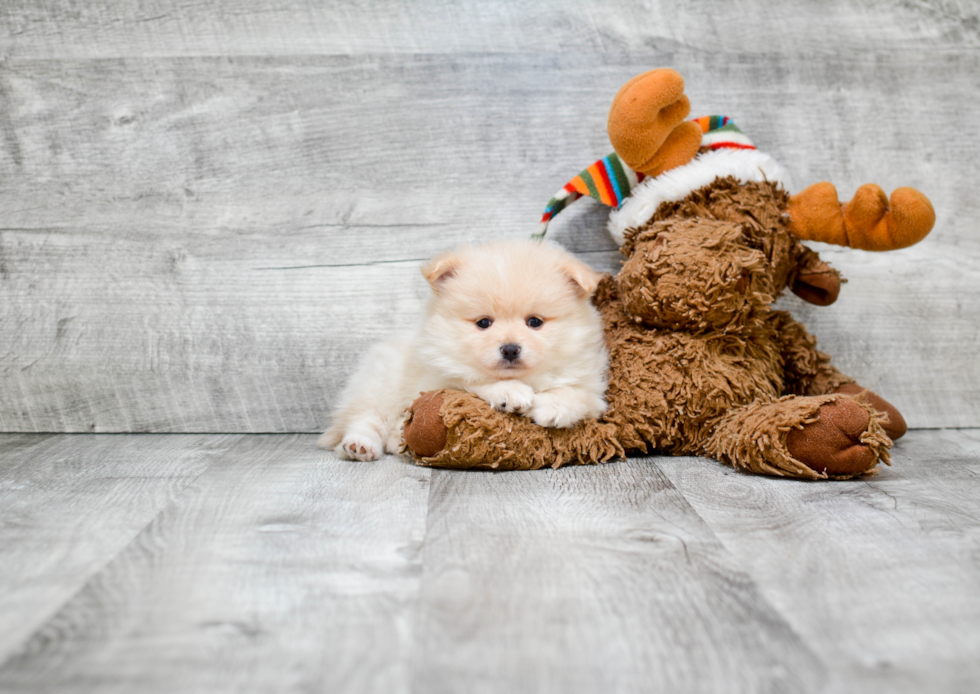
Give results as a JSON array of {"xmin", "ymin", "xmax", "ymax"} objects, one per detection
[{"xmin": 500, "ymin": 343, "xmax": 521, "ymax": 362}]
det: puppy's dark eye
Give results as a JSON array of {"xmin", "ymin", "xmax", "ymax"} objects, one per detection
[
  {"xmin": 475, "ymin": 318, "xmax": 493, "ymax": 329},
  {"xmin": 526, "ymin": 316, "xmax": 544, "ymax": 329}
]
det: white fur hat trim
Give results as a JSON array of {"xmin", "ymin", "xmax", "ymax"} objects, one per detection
[{"xmin": 607, "ymin": 148, "xmax": 793, "ymax": 246}]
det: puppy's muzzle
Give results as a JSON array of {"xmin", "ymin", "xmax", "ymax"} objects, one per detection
[{"xmin": 500, "ymin": 343, "xmax": 521, "ymax": 362}]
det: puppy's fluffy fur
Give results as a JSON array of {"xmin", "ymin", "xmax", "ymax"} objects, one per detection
[{"xmin": 319, "ymin": 239, "xmax": 609, "ymax": 461}]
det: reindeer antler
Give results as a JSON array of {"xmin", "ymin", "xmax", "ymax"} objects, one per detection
[{"xmin": 788, "ymin": 182, "xmax": 935, "ymax": 251}]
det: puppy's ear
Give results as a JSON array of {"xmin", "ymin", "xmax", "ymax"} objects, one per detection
[
  {"xmin": 421, "ymin": 252, "xmax": 460, "ymax": 290},
  {"xmin": 561, "ymin": 258, "xmax": 603, "ymax": 297}
]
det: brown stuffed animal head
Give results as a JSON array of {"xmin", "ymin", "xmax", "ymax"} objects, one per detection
[
  {"xmin": 618, "ymin": 219, "xmax": 773, "ymax": 330},
  {"xmin": 615, "ymin": 180, "xmax": 843, "ymax": 332}
]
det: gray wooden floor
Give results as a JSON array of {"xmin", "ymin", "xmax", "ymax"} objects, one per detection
[{"xmin": 1, "ymin": 431, "xmax": 978, "ymax": 693}]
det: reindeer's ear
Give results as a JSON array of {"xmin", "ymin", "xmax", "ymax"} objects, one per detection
[{"xmin": 790, "ymin": 248, "xmax": 841, "ymax": 306}]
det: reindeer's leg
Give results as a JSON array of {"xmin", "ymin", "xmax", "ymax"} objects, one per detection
[
  {"xmin": 402, "ymin": 390, "xmax": 625, "ymax": 471},
  {"xmin": 770, "ymin": 310, "xmax": 853, "ymax": 397},
  {"xmin": 770, "ymin": 311, "xmax": 907, "ymax": 439},
  {"xmin": 705, "ymin": 394, "xmax": 891, "ymax": 480}
]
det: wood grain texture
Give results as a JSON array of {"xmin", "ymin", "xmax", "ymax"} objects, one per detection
[
  {"xmin": 0, "ymin": 2, "xmax": 977, "ymax": 431},
  {"xmin": 0, "ymin": 52, "xmax": 974, "ymax": 244},
  {"xmin": 411, "ymin": 462, "xmax": 824, "ymax": 694},
  {"xmin": 657, "ymin": 429, "xmax": 980, "ymax": 694},
  {"xmin": 1, "ymin": 431, "xmax": 979, "ymax": 691},
  {"xmin": 0, "ymin": 433, "xmax": 239, "ymax": 663},
  {"xmin": 2, "ymin": 1, "xmax": 976, "ymax": 58},
  {"xmin": 0, "ymin": 436, "xmax": 431, "ymax": 694}
]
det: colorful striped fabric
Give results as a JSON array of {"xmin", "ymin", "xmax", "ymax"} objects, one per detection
[
  {"xmin": 533, "ymin": 153, "xmax": 643, "ymax": 239},
  {"xmin": 692, "ymin": 115, "xmax": 756, "ymax": 151},
  {"xmin": 534, "ymin": 115, "xmax": 755, "ymax": 239}
]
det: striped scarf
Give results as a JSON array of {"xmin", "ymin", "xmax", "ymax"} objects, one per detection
[{"xmin": 534, "ymin": 115, "xmax": 754, "ymax": 239}]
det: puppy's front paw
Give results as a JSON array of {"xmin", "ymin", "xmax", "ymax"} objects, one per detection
[
  {"xmin": 337, "ymin": 433, "xmax": 383, "ymax": 461},
  {"xmin": 527, "ymin": 390, "xmax": 604, "ymax": 429},
  {"xmin": 527, "ymin": 400, "xmax": 578, "ymax": 428},
  {"xmin": 472, "ymin": 380, "xmax": 535, "ymax": 414}
]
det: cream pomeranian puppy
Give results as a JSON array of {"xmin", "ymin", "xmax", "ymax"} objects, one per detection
[{"xmin": 318, "ymin": 239, "xmax": 609, "ymax": 461}]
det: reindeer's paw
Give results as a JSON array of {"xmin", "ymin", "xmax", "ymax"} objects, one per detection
[
  {"xmin": 834, "ymin": 383, "xmax": 908, "ymax": 440},
  {"xmin": 403, "ymin": 392, "xmax": 448, "ymax": 459},
  {"xmin": 786, "ymin": 399, "xmax": 886, "ymax": 477}
]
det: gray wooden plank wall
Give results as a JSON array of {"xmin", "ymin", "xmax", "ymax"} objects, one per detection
[{"xmin": 1, "ymin": 1, "xmax": 978, "ymax": 432}]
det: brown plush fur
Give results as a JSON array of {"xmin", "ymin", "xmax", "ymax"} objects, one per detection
[{"xmin": 404, "ymin": 178, "xmax": 896, "ymax": 479}]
